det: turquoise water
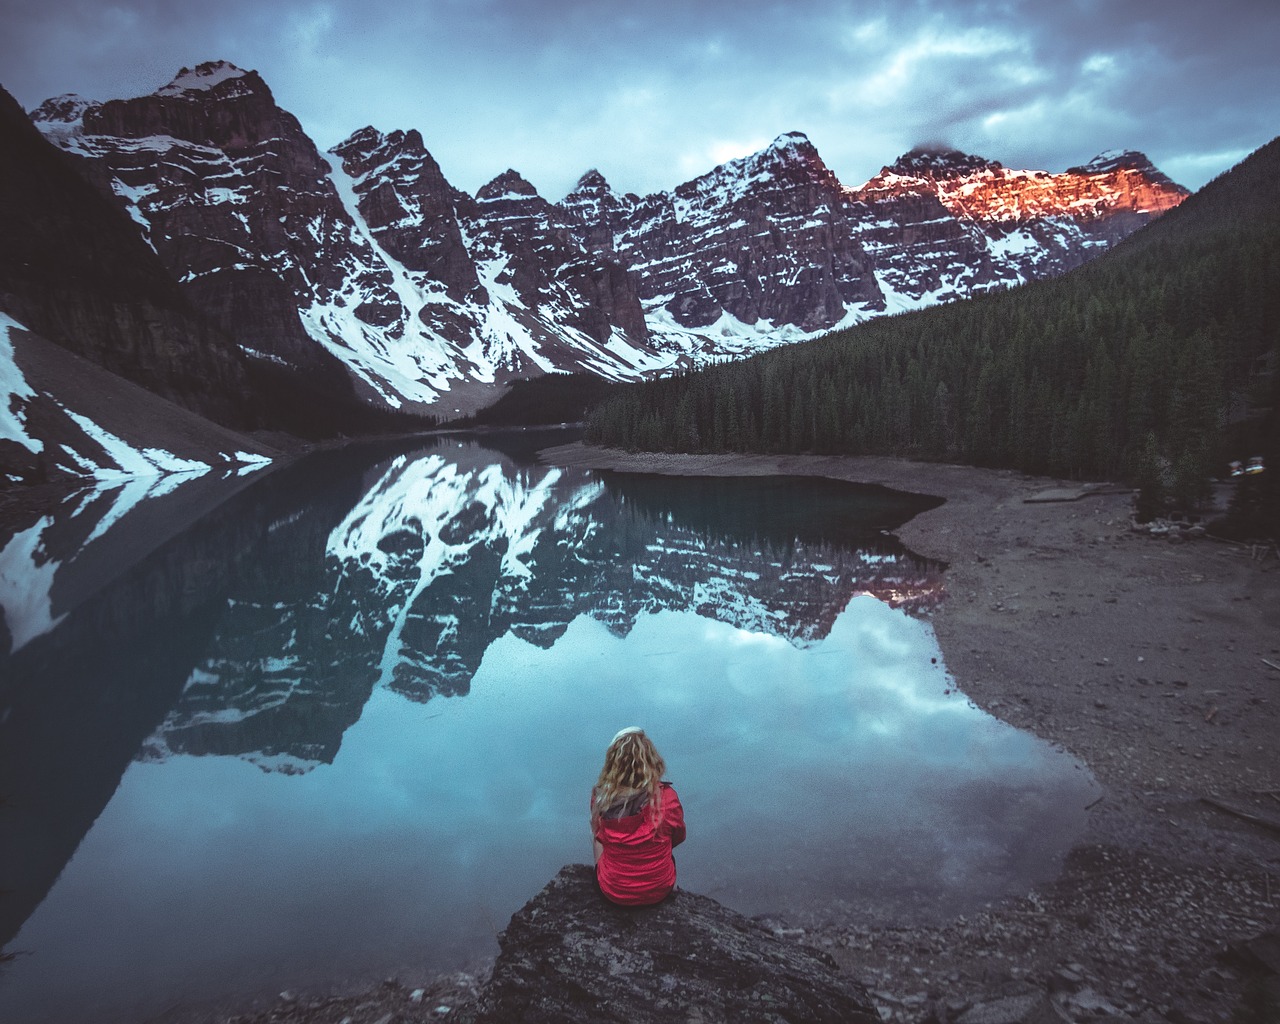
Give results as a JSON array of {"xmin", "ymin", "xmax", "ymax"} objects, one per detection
[{"xmin": 0, "ymin": 432, "xmax": 1095, "ymax": 1024}]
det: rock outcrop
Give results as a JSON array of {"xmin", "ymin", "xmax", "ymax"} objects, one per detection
[
  {"xmin": 555, "ymin": 135, "xmax": 1189, "ymax": 338},
  {"xmin": 330, "ymin": 125, "xmax": 484, "ymax": 307},
  {"xmin": 460, "ymin": 168, "xmax": 653, "ymax": 356},
  {"xmin": 474, "ymin": 864, "xmax": 879, "ymax": 1023}
]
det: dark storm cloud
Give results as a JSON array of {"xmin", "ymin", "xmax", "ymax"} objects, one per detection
[{"xmin": 1, "ymin": 0, "xmax": 1276, "ymax": 197}]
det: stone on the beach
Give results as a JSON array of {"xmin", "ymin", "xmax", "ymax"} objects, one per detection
[
  {"xmin": 474, "ymin": 864, "xmax": 879, "ymax": 1023},
  {"xmin": 955, "ymin": 992, "xmax": 1071, "ymax": 1023}
]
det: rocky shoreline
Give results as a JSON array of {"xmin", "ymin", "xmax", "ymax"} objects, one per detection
[{"xmin": 134, "ymin": 446, "xmax": 1280, "ymax": 1023}]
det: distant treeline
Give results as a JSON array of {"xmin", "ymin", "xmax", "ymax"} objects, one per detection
[
  {"xmin": 585, "ymin": 138, "xmax": 1280, "ymax": 514},
  {"xmin": 463, "ymin": 372, "xmax": 624, "ymax": 427}
]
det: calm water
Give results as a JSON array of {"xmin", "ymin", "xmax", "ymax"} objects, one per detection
[{"xmin": 0, "ymin": 430, "xmax": 1096, "ymax": 1024}]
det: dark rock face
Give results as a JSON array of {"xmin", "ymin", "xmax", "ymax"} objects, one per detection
[
  {"xmin": 460, "ymin": 168, "xmax": 652, "ymax": 354},
  {"xmin": 331, "ymin": 127, "xmax": 659, "ymax": 378},
  {"xmin": 0, "ymin": 83, "xmax": 253, "ymax": 429},
  {"xmin": 556, "ymin": 134, "xmax": 884, "ymax": 334},
  {"xmin": 26, "ymin": 62, "xmax": 450, "ymax": 430},
  {"xmin": 331, "ymin": 126, "xmax": 484, "ymax": 306},
  {"xmin": 555, "ymin": 133, "xmax": 1187, "ymax": 337},
  {"xmin": 64, "ymin": 63, "xmax": 382, "ymax": 406},
  {"xmin": 475, "ymin": 864, "xmax": 880, "ymax": 1024}
]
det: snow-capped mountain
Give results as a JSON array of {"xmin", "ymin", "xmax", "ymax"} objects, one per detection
[
  {"xmin": 844, "ymin": 146, "xmax": 1189, "ymax": 308},
  {"xmin": 329, "ymin": 126, "xmax": 669, "ymax": 392},
  {"xmin": 22, "ymin": 61, "xmax": 1189, "ymax": 418},
  {"xmin": 26, "ymin": 65, "xmax": 674, "ymax": 417},
  {"xmin": 0, "ymin": 82, "xmax": 257, "ymax": 431},
  {"xmin": 30, "ymin": 65, "xmax": 455, "ymax": 413},
  {"xmin": 555, "ymin": 132, "xmax": 886, "ymax": 355}
]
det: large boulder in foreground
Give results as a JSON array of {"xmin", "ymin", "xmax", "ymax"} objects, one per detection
[{"xmin": 475, "ymin": 864, "xmax": 878, "ymax": 1023}]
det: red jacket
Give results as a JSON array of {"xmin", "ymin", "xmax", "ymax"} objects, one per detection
[{"xmin": 592, "ymin": 782, "xmax": 686, "ymax": 905}]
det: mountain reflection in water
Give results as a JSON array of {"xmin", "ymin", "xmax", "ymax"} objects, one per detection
[{"xmin": 0, "ymin": 431, "xmax": 1095, "ymax": 1024}]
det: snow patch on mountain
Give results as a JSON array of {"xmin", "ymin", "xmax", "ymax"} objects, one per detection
[
  {"xmin": 321, "ymin": 163, "xmax": 477, "ymax": 403},
  {"xmin": 872, "ymin": 272, "xmax": 955, "ymax": 316},
  {"xmin": 157, "ymin": 61, "xmax": 251, "ymax": 96},
  {"xmin": 642, "ymin": 306, "xmax": 850, "ymax": 362},
  {"xmin": 325, "ymin": 453, "xmax": 579, "ymax": 690},
  {"xmin": 60, "ymin": 407, "xmax": 209, "ymax": 479},
  {"xmin": 472, "ymin": 463, "xmax": 561, "ymax": 582},
  {"xmin": 0, "ymin": 313, "xmax": 41, "ymax": 458},
  {"xmin": 332, "ymin": 455, "xmax": 487, "ymax": 689}
]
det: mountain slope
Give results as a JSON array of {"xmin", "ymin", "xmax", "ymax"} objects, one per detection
[
  {"xmin": 29, "ymin": 65, "xmax": 683, "ymax": 416},
  {"xmin": 1, "ymin": 312, "xmax": 276, "ymax": 486},
  {"xmin": 557, "ymin": 134, "xmax": 884, "ymax": 343},
  {"xmin": 32, "ymin": 65, "xmax": 445, "ymax": 415},
  {"xmin": 0, "ymin": 84, "xmax": 253, "ymax": 428},
  {"xmin": 843, "ymin": 147, "xmax": 1187, "ymax": 309},
  {"xmin": 2, "ymin": 80, "xmax": 428, "ymax": 444},
  {"xmin": 327, "ymin": 125, "xmax": 672, "ymax": 391}
]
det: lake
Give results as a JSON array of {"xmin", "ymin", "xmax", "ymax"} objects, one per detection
[{"xmin": 0, "ymin": 429, "xmax": 1097, "ymax": 1024}]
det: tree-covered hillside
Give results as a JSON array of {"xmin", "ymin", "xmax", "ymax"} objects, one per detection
[{"xmin": 586, "ymin": 138, "xmax": 1279, "ymax": 510}]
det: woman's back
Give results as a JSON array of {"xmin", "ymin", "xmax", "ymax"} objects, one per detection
[{"xmin": 590, "ymin": 729, "xmax": 686, "ymax": 906}]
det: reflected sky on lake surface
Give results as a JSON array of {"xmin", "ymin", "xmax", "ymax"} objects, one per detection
[{"xmin": 0, "ymin": 434, "xmax": 1096, "ymax": 1024}]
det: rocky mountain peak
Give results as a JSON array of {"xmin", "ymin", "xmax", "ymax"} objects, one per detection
[
  {"xmin": 22, "ymin": 58, "xmax": 1192, "ymax": 419},
  {"xmin": 78, "ymin": 59, "xmax": 292, "ymax": 152},
  {"xmin": 29, "ymin": 94, "xmax": 100, "ymax": 125},
  {"xmin": 555, "ymin": 169, "xmax": 636, "ymax": 256},
  {"xmin": 888, "ymin": 146, "xmax": 1002, "ymax": 179},
  {"xmin": 738, "ymin": 131, "xmax": 833, "ymax": 183},
  {"xmin": 1068, "ymin": 149, "xmax": 1183, "ymax": 191},
  {"xmin": 329, "ymin": 122, "xmax": 482, "ymax": 308},
  {"xmin": 331, "ymin": 125, "xmax": 443, "ymax": 185},
  {"xmin": 1071, "ymin": 149, "xmax": 1155, "ymax": 175},
  {"xmin": 567, "ymin": 168, "xmax": 613, "ymax": 197},
  {"xmin": 768, "ymin": 130, "xmax": 819, "ymax": 158},
  {"xmin": 677, "ymin": 131, "xmax": 838, "ymax": 208},
  {"xmin": 156, "ymin": 61, "xmax": 257, "ymax": 98},
  {"xmin": 330, "ymin": 124, "xmax": 384, "ymax": 163},
  {"xmin": 367, "ymin": 126, "xmax": 428, "ymax": 157},
  {"xmin": 477, "ymin": 169, "xmax": 540, "ymax": 202}
]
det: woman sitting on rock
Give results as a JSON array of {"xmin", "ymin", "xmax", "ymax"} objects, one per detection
[{"xmin": 590, "ymin": 727, "xmax": 686, "ymax": 906}]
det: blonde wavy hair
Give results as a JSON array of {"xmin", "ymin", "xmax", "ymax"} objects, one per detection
[{"xmin": 591, "ymin": 728, "xmax": 667, "ymax": 829}]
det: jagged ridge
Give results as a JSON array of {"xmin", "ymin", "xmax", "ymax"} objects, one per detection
[{"xmin": 21, "ymin": 61, "xmax": 1189, "ymax": 418}]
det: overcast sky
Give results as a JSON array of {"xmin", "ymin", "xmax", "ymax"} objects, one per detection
[{"xmin": 2, "ymin": 0, "xmax": 1277, "ymax": 200}]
